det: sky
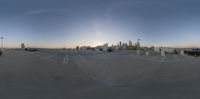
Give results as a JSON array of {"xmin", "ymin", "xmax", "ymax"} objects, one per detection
[{"xmin": 0, "ymin": 0, "xmax": 200, "ymax": 48}]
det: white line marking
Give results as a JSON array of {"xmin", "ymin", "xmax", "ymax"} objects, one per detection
[
  {"xmin": 148, "ymin": 56, "xmax": 159, "ymax": 61},
  {"xmin": 63, "ymin": 51, "xmax": 70, "ymax": 64},
  {"xmin": 161, "ymin": 56, "xmax": 166, "ymax": 62},
  {"xmin": 164, "ymin": 60, "xmax": 177, "ymax": 62},
  {"xmin": 44, "ymin": 54, "xmax": 58, "ymax": 60},
  {"xmin": 65, "ymin": 56, "xmax": 69, "ymax": 64},
  {"xmin": 173, "ymin": 55, "xmax": 179, "ymax": 61},
  {"xmin": 184, "ymin": 55, "xmax": 194, "ymax": 59},
  {"xmin": 63, "ymin": 55, "xmax": 67, "ymax": 64}
]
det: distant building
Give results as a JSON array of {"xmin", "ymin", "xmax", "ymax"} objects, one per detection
[
  {"xmin": 80, "ymin": 46, "xmax": 87, "ymax": 50},
  {"xmin": 154, "ymin": 47, "xmax": 161, "ymax": 52},
  {"xmin": 111, "ymin": 45, "xmax": 120, "ymax": 50},
  {"xmin": 154, "ymin": 47, "xmax": 175, "ymax": 53},
  {"xmin": 119, "ymin": 41, "xmax": 122, "ymax": 47},
  {"xmin": 94, "ymin": 48, "xmax": 100, "ymax": 51},
  {"xmin": 128, "ymin": 40, "xmax": 132, "ymax": 46},
  {"xmin": 21, "ymin": 43, "xmax": 25, "ymax": 49},
  {"xmin": 150, "ymin": 46, "xmax": 155, "ymax": 50},
  {"xmin": 76, "ymin": 46, "xmax": 79, "ymax": 50},
  {"xmin": 135, "ymin": 42, "xmax": 140, "ymax": 49},
  {"xmin": 122, "ymin": 43, "xmax": 128, "ymax": 49},
  {"xmin": 163, "ymin": 47, "xmax": 175, "ymax": 53},
  {"xmin": 102, "ymin": 43, "xmax": 109, "ymax": 51}
]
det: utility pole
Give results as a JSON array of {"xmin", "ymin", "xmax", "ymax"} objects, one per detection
[{"xmin": 0, "ymin": 37, "xmax": 4, "ymax": 49}]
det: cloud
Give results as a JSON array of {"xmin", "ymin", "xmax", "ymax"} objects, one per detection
[
  {"xmin": 26, "ymin": 9, "xmax": 69, "ymax": 15},
  {"xmin": 27, "ymin": 9, "xmax": 52, "ymax": 15}
]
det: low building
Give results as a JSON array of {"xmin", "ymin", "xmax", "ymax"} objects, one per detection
[
  {"xmin": 94, "ymin": 48, "xmax": 100, "ymax": 51},
  {"xmin": 21, "ymin": 43, "xmax": 25, "ymax": 49},
  {"xmin": 154, "ymin": 47, "xmax": 161, "ymax": 52},
  {"xmin": 80, "ymin": 46, "xmax": 87, "ymax": 50},
  {"xmin": 111, "ymin": 45, "xmax": 120, "ymax": 51},
  {"xmin": 154, "ymin": 47, "xmax": 175, "ymax": 53}
]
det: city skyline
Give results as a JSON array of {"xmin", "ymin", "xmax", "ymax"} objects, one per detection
[{"xmin": 1, "ymin": 0, "xmax": 200, "ymax": 48}]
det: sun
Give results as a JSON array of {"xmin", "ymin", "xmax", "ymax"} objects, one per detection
[{"xmin": 92, "ymin": 40, "xmax": 104, "ymax": 47}]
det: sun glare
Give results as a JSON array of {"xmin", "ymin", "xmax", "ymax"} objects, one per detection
[{"xmin": 92, "ymin": 40, "xmax": 104, "ymax": 47}]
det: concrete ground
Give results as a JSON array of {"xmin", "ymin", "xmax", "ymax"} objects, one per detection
[{"xmin": 0, "ymin": 49, "xmax": 200, "ymax": 99}]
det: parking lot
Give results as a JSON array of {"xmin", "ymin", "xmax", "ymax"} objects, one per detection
[{"xmin": 0, "ymin": 49, "xmax": 200, "ymax": 99}]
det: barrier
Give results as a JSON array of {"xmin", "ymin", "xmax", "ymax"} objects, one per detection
[
  {"xmin": 161, "ymin": 50, "xmax": 165, "ymax": 56},
  {"xmin": 137, "ymin": 50, "xmax": 140, "ymax": 55},
  {"xmin": 180, "ymin": 50, "xmax": 184, "ymax": 55},
  {"xmin": 145, "ymin": 51, "xmax": 149, "ymax": 56}
]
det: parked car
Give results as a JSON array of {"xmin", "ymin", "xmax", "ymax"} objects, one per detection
[
  {"xmin": 0, "ymin": 49, "xmax": 3, "ymax": 56},
  {"xmin": 107, "ymin": 47, "xmax": 113, "ymax": 52},
  {"xmin": 24, "ymin": 48, "xmax": 38, "ymax": 52},
  {"xmin": 185, "ymin": 48, "xmax": 200, "ymax": 57}
]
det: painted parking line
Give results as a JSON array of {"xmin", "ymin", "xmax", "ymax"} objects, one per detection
[
  {"xmin": 161, "ymin": 56, "xmax": 166, "ymax": 62},
  {"xmin": 44, "ymin": 54, "xmax": 58, "ymax": 60},
  {"xmin": 163, "ymin": 60, "xmax": 178, "ymax": 63},
  {"xmin": 32, "ymin": 52, "xmax": 57, "ymax": 60},
  {"xmin": 148, "ymin": 56, "xmax": 160, "ymax": 61},
  {"xmin": 173, "ymin": 55, "xmax": 179, "ymax": 61},
  {"xmin": 62, "ymin": 55, "xmax": 67, "ymax": 64},
  {"xmin": 65, "ymin": 56, "xmax": 69, "ymax": 64},
  {"xmin": 63, "ymin": 52, "xmax": 70, "ymax": 64},
  {"xmin": 184, "ymin": 55, "xmax": 195, "ymax": 59},
  {"xmin": 31, "ymin": 52, "xmax": 45, "ymax": 58}
]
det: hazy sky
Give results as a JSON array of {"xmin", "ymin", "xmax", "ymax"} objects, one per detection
[{"xmin": 0, "ymin": 0, "xmax": 200, "ymax": 48}]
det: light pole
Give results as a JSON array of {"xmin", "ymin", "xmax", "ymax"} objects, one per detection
[
  {"xmin": 137, "ymin": 39, "xmax": 141, "ymax": 55},
  {"xmin": 0, "ymin": 37, "xmax": 4, "ymax": 49},
  {"xmin": 137, "ymin": 39, "xmax": 141, "ymax": 49}
]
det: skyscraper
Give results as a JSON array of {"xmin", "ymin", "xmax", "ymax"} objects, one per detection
[
  {"xmin": 119, "ymin": 41, "xmax": 122, "ymax": 47},
  {"xmin": 129, "ymin": 40, "xmax": 132, "ymax": 46}
]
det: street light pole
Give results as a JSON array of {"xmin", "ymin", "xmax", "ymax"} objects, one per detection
[
  {"xmin": 137, "ymin": 39, "xmax": 141, "ymax": 49},
  {"xmin": 136, "ymin": 39, "xmax": 141, "ymax": 55},
  {"xmin": 0, "ymin": 37, "xmax": 4, "ymax": 49}
]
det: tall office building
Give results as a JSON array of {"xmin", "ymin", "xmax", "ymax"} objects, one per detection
[
  {"xmin": 129, "ymin": 40, "xmax": 132, "ymax": 46},
  {"xmin": 102, "ymin": 43, "xmax": 109, "ymax": 51},
  {"xmin": 119, "ymin": 41, "xmax": 122, "ymax": 47},
  {"xmin": 122, "ymin": 43, "xmax": 128, "ymax": 49}
]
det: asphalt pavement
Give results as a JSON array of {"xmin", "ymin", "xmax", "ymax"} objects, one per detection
[{"xmin": 0, "ymin": 49, "xmax": 200, "ymax": 99}]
